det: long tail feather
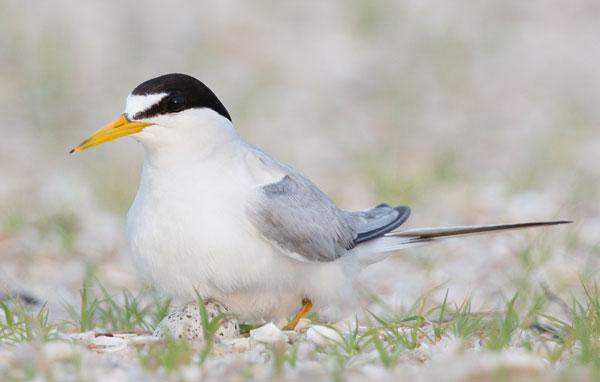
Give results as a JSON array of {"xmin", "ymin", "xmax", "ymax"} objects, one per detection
[
  {"xmin": 355, "ymin": 220, "xmax": 571, "ymax": 266},
  {"xmin": 385, "ymin": 220, "xmax": 572, "ymax": 241}
]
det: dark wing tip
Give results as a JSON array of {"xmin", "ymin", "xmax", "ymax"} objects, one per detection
[
  {"xmin": 354, "ymin": 205, "xmax": 411, "ymax": 245},
  {"xmin": 395, "ymin": 206, "xmax": 411, "ymax": 224}
]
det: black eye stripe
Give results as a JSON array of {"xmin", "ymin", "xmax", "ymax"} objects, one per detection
[{"xmin": 133, "ymin": 97, "xmax": 169, "ymax": 120}]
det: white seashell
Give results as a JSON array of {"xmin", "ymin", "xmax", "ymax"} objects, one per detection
[
  {"xmin": 306, "ymin": 325, "xmax": 344, "ymax": 346},
  {"xmin": 90, "ymin": 336, "xmax": 126, "ymax": 352},
  {"xmin": 250, "ymin": 322, "xmax": 288, "ymax": 343}
]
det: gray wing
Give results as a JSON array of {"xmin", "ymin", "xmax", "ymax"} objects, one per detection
[
  {"xmin": 248, "ymin": 174, "xmax": 354, "ymax": 261},
  {"xmin": 245, "ymin": 148, "xmax": 411, "ymax": 262}
]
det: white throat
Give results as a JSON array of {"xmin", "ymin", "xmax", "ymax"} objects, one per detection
[{"xmin": 131, "ymin": 108, "xmax": 241, "ymax": 169}]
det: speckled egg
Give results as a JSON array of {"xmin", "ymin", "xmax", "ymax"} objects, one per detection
[{"xmin": 153, "ymin": 299, "xmax": 240, "ymax": 341}]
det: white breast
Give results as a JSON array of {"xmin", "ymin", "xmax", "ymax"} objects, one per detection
[
  {"xmin": 126, "ymin": 140, "xmax": 359, "ymax": 321},
  {"xmin": 126, "ymin": 144, "xmax": 286, "ymax": 318}
]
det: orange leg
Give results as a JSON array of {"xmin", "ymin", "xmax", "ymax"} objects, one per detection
[{"xmin": 283, "ymin": 298, "xmax": 313, "ymax": 330}]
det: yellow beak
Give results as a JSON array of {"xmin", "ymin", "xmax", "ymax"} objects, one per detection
[{"xmin": 70, "ymin": 114, "xmax": 153, "ymax": 153}]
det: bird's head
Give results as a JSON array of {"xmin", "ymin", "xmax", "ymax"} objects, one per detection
[{"xmin": 70, "ymin": 73, "xmax": 232, "ymax": 153}]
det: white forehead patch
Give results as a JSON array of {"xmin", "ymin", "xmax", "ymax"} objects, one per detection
[{"xmin": 124, "ymin": 93, "xmax": 167, "ymax": 117}]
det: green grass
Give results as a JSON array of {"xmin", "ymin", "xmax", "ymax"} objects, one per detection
[
  {"xmin": 4, "ymin": 280, "xmax": 600, "ymax": 380},
  {"xmin": 567, "ymin": 283, "xmax": 600, "ymax": 372},
  {"xmin": 0, "ymin": 299, "xmax": 61, "ymax": 343},
  {"xmin": 194, "ymin": 291, "xmax": 232, "ymax": 366},
  {"xmin": 64, "ymin": 279, "xmax": 172, "ymax": 333},
  {"xmin": 485, "ymin": 293, "xmax": 520, "ymax": 351}
]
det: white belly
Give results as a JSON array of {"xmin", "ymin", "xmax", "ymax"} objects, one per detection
[{"xmin": 126, "ymin": 154, "xmax": 357, "ymax": 321}]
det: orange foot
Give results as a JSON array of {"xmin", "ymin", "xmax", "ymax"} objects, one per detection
[{"xmin": 283, "ymin": 298, "xmax": 313, "ymax": 330}]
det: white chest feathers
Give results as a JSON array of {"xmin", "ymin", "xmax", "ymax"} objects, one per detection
[{"xmin": 125, "ymin": 146, "xmax": 292, "ymax": 301}]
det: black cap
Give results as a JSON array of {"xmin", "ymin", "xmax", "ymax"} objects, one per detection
[{"xmin": 130, "ymin": 73, "xmax": 231, "ymax": 121}]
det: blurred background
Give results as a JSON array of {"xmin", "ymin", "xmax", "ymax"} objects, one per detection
[{"xmin": 0, "ymin": 0, "xmax": 598, "ymax": 320}]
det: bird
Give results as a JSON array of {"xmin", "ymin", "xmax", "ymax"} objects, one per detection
[{"xmin": 71, "ymin": 73, "xmax": 570, "ymax": 329}]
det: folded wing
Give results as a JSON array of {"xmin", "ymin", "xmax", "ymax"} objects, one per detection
[{"xmin": 245, "ymin": 148, "xmax": 412, "ymax": 262}]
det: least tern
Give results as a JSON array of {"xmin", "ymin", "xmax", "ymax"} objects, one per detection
[{"xmin": 71, "ymin": 73, "xmax": 569, "ymax": 328}]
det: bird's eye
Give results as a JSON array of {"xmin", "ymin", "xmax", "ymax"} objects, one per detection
[{"xmin": 166, "ymin": 96, "xmax": 186, "ymax": 112}]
